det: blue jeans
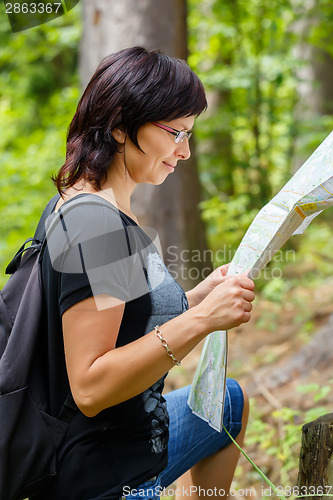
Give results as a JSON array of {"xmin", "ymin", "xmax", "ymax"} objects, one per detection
[{"xmin": 122, "ymin": 379, "xmax": 244, "ymax": 499}]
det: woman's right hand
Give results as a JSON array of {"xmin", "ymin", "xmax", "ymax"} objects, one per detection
[{"xmin": 194, "ymin": 274, "xmax": 255, "ymax": 334}]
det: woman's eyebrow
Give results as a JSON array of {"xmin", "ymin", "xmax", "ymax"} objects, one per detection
[
  {"xmin": 173, "ymin": 119, "xmax": 194, "ymax": 132},
  {"xmin": 179, "ymin": 125, "xmax": 193, "ymax": 132}
]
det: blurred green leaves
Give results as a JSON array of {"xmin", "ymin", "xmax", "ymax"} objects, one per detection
[
  {"xmin": 1, "ymin": 0, "xmax": 333, "ymax": 294},
  {"xmin": 188, "ymin": 0, "xmax": 333, "ymax": 292},
  {"xmin": 0, "ymin": 2, "xmax": 80, "ymax": 284}
]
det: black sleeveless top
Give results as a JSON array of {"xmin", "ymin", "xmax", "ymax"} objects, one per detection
[{"xmin": 36, "ymin": 194, "xmax": 188, "ymax": 500}]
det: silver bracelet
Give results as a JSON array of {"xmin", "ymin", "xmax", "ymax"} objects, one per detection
[{"xmin": 154, "ymin": 326, "xmax": 181, "ymax": 366}]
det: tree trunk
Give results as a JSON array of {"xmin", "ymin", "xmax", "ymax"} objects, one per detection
[
  {"xmin": 297, "ymin": 413, "xmax": 333, "ymax": 499},
  {"xmin": 79, "ymin": 0, "xmax": 209, "ymax": 289},
  {"xmin": 293, "ymin": 0, "xmax": 333, "ymax": 170}
]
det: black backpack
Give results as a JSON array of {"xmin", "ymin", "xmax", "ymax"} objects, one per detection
[{"xmin": 0, "ymin": 195, "xmax": 77, "ymax": 500}]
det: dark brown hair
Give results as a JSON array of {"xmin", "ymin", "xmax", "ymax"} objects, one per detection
[{"xmin": 53, "ymin": 46, "xmax": 207, "ymax": 193}]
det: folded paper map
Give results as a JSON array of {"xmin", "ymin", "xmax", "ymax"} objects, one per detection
[{"xmin": 188, "ymin": 131, "xmax": 333, "ymax": 431}]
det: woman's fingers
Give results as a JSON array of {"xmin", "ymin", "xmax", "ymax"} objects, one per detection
[
  {"xmin": 218, "ymin": 263, "xmax": 230, "ymax": 276},
  {"xmin": 223, "ymin": 274, "xmax": 255, "ymax": 292},
  {"xmin": 196, "ymin": 272, "xmax": 256, "ymax": 332},
  {"xmin": 238, "ymin": 275, "xmax": 255, "ymax": 291},
  {"xmin": 243, "ymin": 300, "xmax": 253, "ymax": 313},
  {"xmin": 242, "ymin": 289, "xmax": 255, "ymax": 302}
]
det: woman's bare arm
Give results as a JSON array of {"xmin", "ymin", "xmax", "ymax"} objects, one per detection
[{"xmin": 62, "ymin": 276, "xmax": 255, "ymax": 417}]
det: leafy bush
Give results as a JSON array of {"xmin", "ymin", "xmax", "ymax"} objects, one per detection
[{"xmin": 0, "ymin": 4, "xmax": 81, "ymax": 286}]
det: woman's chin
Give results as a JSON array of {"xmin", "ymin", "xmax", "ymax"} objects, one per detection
[{"xmin": 143, "ymin": 173, "xmax": 170, "ymax": 186}]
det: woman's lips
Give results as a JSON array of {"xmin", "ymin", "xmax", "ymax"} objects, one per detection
[{"xmin": 163, "ymin": 162, "xmax": 175, "ymax": 172}]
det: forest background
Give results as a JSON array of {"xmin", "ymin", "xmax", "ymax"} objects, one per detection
[{"xmin": 1, "ymin": 0, "xmax": 333, "ymax": 495}]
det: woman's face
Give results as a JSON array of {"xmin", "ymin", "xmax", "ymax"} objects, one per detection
[{"xmin": 115, "ymin": 115, "xmax": 194, "ymax": 186}]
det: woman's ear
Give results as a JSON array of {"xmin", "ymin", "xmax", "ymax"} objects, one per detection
[{"xmin": 111, "ymin": 126, "xmax": 127, "ymax": 144}]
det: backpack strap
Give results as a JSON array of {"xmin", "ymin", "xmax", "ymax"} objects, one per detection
[
  {"xmin": 34, "ymin": 194, "xmax": 60, "ymax": 242},
  {"xmin": 5, "ymin": 238, "xmax": 41, "ymax": 275},
  {"xmin": 5, "ymin": 195, "xmax": 60, "ymax": 275},
  {"xmin": 37, "ymin": 194, "xmax": 79, "ymax": 423}
]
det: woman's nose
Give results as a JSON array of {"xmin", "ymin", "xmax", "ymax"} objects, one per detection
[{"xmin": 175, "ymin": 139, "xmax": 191, "ymax": 160}]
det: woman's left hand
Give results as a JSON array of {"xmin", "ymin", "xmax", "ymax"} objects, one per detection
[{"xmin": 186, "ymin": 264, "xmax": 230, "ymax": 308}]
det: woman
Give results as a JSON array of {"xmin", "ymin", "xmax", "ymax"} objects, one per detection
[{"xmin": 38, "ymin": 47, "xmax": 255, "ymax": 499}]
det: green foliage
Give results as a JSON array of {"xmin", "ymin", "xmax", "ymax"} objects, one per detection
[
  {"xmin": 244, "ymin": 384, "xmax": 333, "ymax": 491},
  {"xmin": 0, "ymin": 3, "xmax": 81, "ymax": 286},
  {"xmin": 188, "ymin": 0, "xmax": 333, "ymax": 290},
  {"xmin": 260, "ymin": 278, "xmax": 290, "ymax": 303},
  {"xmin": 200, "ymin": 194, "xmax": 258, "ymax": 254},
  {"xmin": 189, "ymin": 0, "xmax": 300, "ymax": 206},
  {"xmin": 1, "ymin": 0, "xmax": 332, "ymax": 296},
  {"xmin": 297, "ymin": 382, "xmax": 332, "ymax": 403}
]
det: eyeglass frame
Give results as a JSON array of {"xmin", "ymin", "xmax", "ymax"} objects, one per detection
[{"xmin": 151, "ymin": 122, "xmax": 192, "ymax": 144}]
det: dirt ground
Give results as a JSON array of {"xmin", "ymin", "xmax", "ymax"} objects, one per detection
[{"xmin": 164, "ymin": 277, "xmax": 333, "ymax": 497}]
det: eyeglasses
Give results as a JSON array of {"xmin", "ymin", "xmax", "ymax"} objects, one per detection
[{"xmin": 151, "ymin": 122, "xmax": 192, "ymax": 144}]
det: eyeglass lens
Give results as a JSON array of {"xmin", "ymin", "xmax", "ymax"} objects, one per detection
[{"xmin": 175, "ymin": 131, "xmax": 192, "ymax": 144}]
